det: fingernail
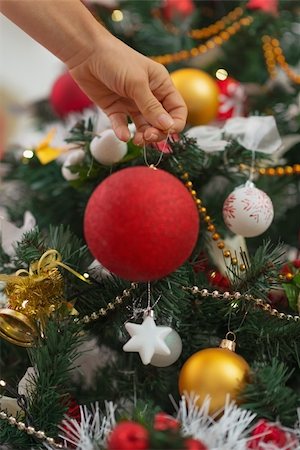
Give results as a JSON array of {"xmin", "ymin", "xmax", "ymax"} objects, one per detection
[
  {"xmin": 158, "ymin": 114, "xmax": 174, "ymax": 130},
  {"xmin": 146, "ymin": 132, "xmax": 159, "ymax": 141}
]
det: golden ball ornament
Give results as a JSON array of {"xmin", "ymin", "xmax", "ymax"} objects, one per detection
[
  {"xmin": 170, "ymin": 68, "xmax": 219, "ymax": 125},
  {"xmin": 178, "ymin": 346, "xmax": 250, "ymax": 415}
]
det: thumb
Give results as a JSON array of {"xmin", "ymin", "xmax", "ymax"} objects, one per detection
[{"xmin": 133, "ymin": 85, "xmax": 175, "ymax": 132}]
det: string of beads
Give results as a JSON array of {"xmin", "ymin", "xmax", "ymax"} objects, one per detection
[
  {"xmin": 185, "ymin": 286, "xmax": 300, "ymax": 323},
  {"xmin": 239, "ymin": 163, "xmax": 300, "ymax": 177},
  {"xmin": 151, "ymin": 16, "xmax": 253, "ymax": 66},
  {"xmin": 262, "ymin": 35, "xmax": 300, "ymax": 85},
  {"xmin": 74, "ymin": 282, "xmax": 138, "ymax": 325},
  {"xmin": 189, "ymin": 7, "xmax": 244, "ymax": 39},
  {"xmin": 0, "ymin": 409, "xmax": 63, "ymax": 448}
]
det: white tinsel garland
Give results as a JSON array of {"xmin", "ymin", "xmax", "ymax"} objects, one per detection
[{"xmin": 43, "ymin": 397, "xmax": 300, "ymax": 450}]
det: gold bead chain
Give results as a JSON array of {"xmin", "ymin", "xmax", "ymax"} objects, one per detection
[
  {"xmin": 185, "ymin": 286, "xmax": 300, "ymax": 324},
  {"xmin": 239, "ymin": 163, "xmax": 300, "ymax": 177},
  {"xmin": 0, "ymin": 408, "xmax": 63, "ymax": 448},
  {"xmin": 179, "ymin": 166, "xmax": 241, "ymax": 265},
  {"xmin": 74, "ymin": 283, "xmax": 138, "ymax": 325},
  {"xmin": 151, "ymin": 16, "xmax": 253, "ymax": 66},
  {"xmin": 262, "ymin": 35, "xmax": 300, "ymax": 85},
  {"xmin": 189, "ymin": 7, "xmax": 244, "ymax": 40}
]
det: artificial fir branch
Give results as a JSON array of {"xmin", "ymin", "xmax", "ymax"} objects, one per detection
[
  {"xmin": 227, "ymin": 240, "xmax": 286, "ymax": 297},
  {"xmin": 14, "ymin": 227, "xmax": 48, "ymax": 267},
  {"xmin": 241, "ymin": 358, "xmax": 300, "ymax": 426},
  {"xmin": 27, "ymin": 319, "xmax": 84, "ymax": 437}
]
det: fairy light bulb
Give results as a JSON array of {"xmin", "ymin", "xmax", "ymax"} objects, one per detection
[
  {"xmin": 216, "ymin": 68, "xmax": 228, "ymax": 80},
  {"xmin": 111, "ymin": 10, "xmax": 123, "ymax": 22}
]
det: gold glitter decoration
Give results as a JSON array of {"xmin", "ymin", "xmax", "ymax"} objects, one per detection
[{"xmin": 0, "ymin": 249, "xmax": 90, "ymax": 346}]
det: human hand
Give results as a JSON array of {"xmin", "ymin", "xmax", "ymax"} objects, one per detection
[{"xmin": 67, "ymin": 34, "xmax": 187, "ymax": 145}]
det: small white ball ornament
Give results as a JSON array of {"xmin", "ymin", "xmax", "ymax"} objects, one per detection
[
  {"xmin": 61, "ymin": 149, "xmax": 85, "ymax": 181},
  {"xmin": 150, "ymin": 329, "xmax": 182, "ymax": 367},
  {"xmin": 223, "ymin": 181, "xmax": 274, "ymax": 237},
  {"xmin": 90, "ymin": 129, "xmax": 127, "ymax": 166}
]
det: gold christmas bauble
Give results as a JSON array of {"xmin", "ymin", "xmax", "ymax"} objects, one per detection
[
  {"xmin": 170, "ymin": 68, "xmax": 219, "ymax": 125},
  {"xmin": 178, "ymin": 347, "xmax": 250, "ymax": 415}
]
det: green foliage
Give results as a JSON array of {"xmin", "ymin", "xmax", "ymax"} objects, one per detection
[
  {"xmin": 241, "ymin": 359, "xmax": 300, "ymax": 426},
  {"xmin": 27, "ymin": 320, "xmax": 83, "ymax": 436}
]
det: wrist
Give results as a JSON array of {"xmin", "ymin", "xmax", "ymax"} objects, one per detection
[{"xmin": 62, "ymin": 17, "xmax": 112, "ymax": 70}]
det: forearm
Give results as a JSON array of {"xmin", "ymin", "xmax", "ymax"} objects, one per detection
[{"xmin": 0, "ymin": 0, "xmax": 109, "ymax": 67}]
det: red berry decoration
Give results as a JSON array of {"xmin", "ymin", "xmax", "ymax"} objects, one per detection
[
  {"xmin": 216, "ymin": 76, "xmax": 247, "ymax": 121},
  {"xmin": 50, "ymin": 72, "xmax": 94, "ymax": 117},
  {"xmin": 185, "ymin": 438, "xmax": 208, "ymax": 450},
  {"xmin": 248, "ymin": 419, "xmax": 298, "ymax": 449},
  {"xmin": 154, "ymin": 412, "xmax": 180, "ymax": 431},
  {"xmin": 84, "ymin": 167, "xmax": 199, "ymax": 281},
  {"xmin": 108, "ymin": 421, "xmax": 149, "ymax": 450}
]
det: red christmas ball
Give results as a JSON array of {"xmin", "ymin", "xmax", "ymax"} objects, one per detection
[
  {"xmin": 108, "ymin": 421, "xmax": 149, "ymax": 450},
  {"xmin": 185, "ymin": 438, "xmax": 208, "ymax": 450},
  {"xmin": 216, "ymin": 76, "xmax": 246, "ymax": 121},
  {"xmin": 84, "ymin": 167, "xmax": 199, "ymax": 281},
  {"xmin": 162, "ymin": 0, "xmax": 195, "ymax": 21},
  {"xmin": 50, "ymin": 72, "xmax": 94, "ymax": 117}
]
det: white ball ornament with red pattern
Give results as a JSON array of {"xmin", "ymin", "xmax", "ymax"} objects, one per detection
[{"xmin": 223, "ymin": 181, "xmax": 274, "ymax": 237}]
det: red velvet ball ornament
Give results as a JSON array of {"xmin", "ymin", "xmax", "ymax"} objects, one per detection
[
  {"xmin": 84, "ymin": 167, "xmax": 199, "ymax": 281},
  {"xmin": 217, "ymin": 76, "xmax": 247, "ymax": 121},
  {"xmin": 185, "ymin": 438, "xmax": 208, "ymax": 450},
  {"xmin": 108, "ymin": 421, "xmax": 149, "ymax": 450},
  {"xmin": 50, "ymin": 72, "xmax": 94, "ymax": 117}
]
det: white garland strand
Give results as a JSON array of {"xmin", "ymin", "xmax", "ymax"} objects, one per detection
[
  {"xmin": 43, "ymin": 399, "xmax": 300, "ymax": 450},
  {"xmin": 178, "ymin": 394, "xmax": 256, "ymax": 450},
  {"xmin": 44, "ymin": 402, "xmax": 116, "ymax": 450}
]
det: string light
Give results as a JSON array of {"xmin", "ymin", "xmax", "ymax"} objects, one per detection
[
  {"xmin": 22, "ymin": 150, "xmax": 34, "ymax": 159},
  {"xmin": 262, "ymin": 35, "xmax": 300, "ymax": 84},
  {"xmin": 111, "ymin": 9, "xmax": 124, "ymax": 22},
  {"xmin": 216, "ymin": 68, "xmax": 228, "ymax": 80}
]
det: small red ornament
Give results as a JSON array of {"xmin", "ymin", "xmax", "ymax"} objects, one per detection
[
  {"xmin": 162, "ymin": 0, "xmax": 195, "ymax": 21},
  {"xmin": 246, "ymin": 0, "xmax": 278, "ymax": 15},
  {"xmin": 207, "ymin": 270, "xmax": 230, "ymax": 290},
  {"xmin": 108, "ymin": 421, "xmax": 149, "ymax": 450},
  {"xmin": 50, "ymin": 72, "xmax": 94, "ymax": 117},
  {"xmin": 154, "ymin": 412, "xmax": 180, "ymax": 431},
  {"xmin": 62, "ymin": 398, "xmax": 81, "ymax": 449},
  {"xmin": 185, "ymin": 438, "xmax": 208, "ymax": 450},
  {"xmin": 248, "ymin": 419, "xmax": 298, "ymax": 449},
  {"xmin": 216, "ymin": 77, "xmax": 247, "ymax": 121},
  {"xmin": 84, "ymin": 167, "xmax": 199, "ymax": 281}
]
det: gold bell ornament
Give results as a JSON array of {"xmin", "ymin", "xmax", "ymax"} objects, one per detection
[
  {"xmin": 170, "ymin": 68, "xmax": 219, "ymax": 125},
  {"xmin": 178, "ymin": 332, "xmax": 250, "ymax": 416},
  {"xmin": 0, "ymin": 249, "xmax": 89, "ymax": 347}
]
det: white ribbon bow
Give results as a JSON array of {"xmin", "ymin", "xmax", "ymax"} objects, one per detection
[{"xmin": 186, "ymin": 116, "xmax": 282, "ymax": 154}]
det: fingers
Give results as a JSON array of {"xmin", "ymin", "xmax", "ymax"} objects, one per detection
[
  {"xmin": 107, "ymin": 112, "xmax": 131, "ymax": 142},
  {"xmin": 132, "ymin": 65, "xmax": 187, "ymax": 135},
  {"xmin": 132, "ymin": 84, "xmax": 175, "ymax": 134},
  {"xmin": 131, "ymin": 113, "xmax": 167, "ymax": 146}
]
